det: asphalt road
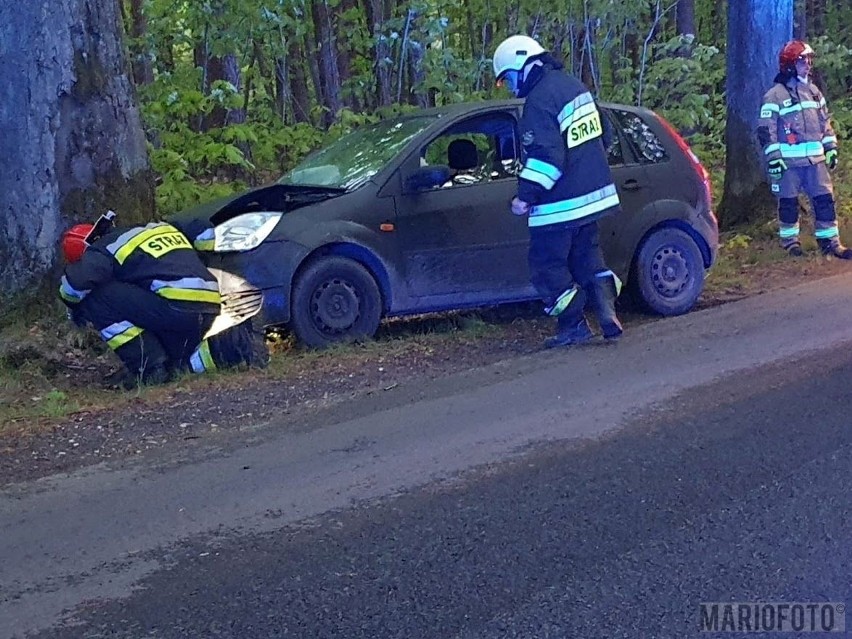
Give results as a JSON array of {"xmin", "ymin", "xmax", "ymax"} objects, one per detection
[{"xmin": 2, "ymin": 272, "xmax": 852, "ymax": 638}]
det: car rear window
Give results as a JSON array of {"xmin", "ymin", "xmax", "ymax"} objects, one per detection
[{"xmin": 610, "ymin": 109, "xmax": 670, "ymax": 164}]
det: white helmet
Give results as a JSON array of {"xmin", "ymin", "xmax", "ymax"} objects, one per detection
[{"xmin": 492, "ymin": 35, "xmax": 546, "ymax": 80}]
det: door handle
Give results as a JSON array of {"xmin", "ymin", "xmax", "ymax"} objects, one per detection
[{"xmin": 622, "ymin": 179, "xmax": 641, "ymax": 191}]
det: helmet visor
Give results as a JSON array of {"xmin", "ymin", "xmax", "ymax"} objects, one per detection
[{"xmin": 496, "ymin": 69, "xmax": 521, "ymax": 95}]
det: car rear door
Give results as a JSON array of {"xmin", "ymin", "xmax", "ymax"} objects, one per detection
[
  {"xmin": 393, "ymin": 112, "xmax": 533, "ymax": 304},
  {"xmin": 598, "ymin": 108, "xmax": 664, "ymax": 278}
]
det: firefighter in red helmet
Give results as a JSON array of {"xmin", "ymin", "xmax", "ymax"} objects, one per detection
[
  {"xmin": 59, "ymin": 213, "xmax": 224, "ymax": 388},
  {"xmin": 756, "ymin": 40, "xmax": 849, "ymax": 259},
  {"xmin": 61, "ymin": 224, "xmax": 93, "ymax": 264}
]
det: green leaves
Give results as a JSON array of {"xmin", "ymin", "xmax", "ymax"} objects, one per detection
[{"xmin": 127, "ymin": 0, "xmax": 852, "ymax": 218}]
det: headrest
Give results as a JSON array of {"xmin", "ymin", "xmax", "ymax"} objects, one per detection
[{"xmin": 447, "ymin": 139, "xmax": 478, "ymax": 171}]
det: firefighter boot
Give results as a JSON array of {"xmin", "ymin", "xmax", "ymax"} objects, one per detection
[
  {"xmin": 544, "ymin": 315, "xmax": 594, "ymax": 349},
  {"xmin": 542, "ymin": 285, "xmax": 593, "ymax": 348},
  {"xmin": 818, "ymin": 238, "xmax": 852, "ymax": 260},
  {"xmin": 778, "ymin": 198, "xmax": 802, "ymax": 257},
  {"xmin": 589, "ymin": 271, "xmax": 624, "ymax": 340},
  {"xmin": 785, "ymin": 243, "xmax": 804, "ymax": 257}
]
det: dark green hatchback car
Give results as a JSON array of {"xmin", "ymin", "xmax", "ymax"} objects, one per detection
[{"xmin": 171, "ymin": 99, "xmax": 718, "ymax": 348}]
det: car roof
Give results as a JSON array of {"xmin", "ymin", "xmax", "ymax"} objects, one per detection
[{"xmin": 391, "ymin": 98, "xmax": 655, "ymax": 120}]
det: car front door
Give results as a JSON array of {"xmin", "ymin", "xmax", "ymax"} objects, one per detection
[{"xmin": 393, "ymin": 113, "xmax": 533, "ymax": 306}]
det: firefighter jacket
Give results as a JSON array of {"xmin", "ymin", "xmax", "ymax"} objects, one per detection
[
  {"xmin": 516, "ymin": 57, "xmax": 620, "ymax": 228},
  {"xmin": 59, "ymin": 221, "xmax": 221, "ymax": 315},
  {"xmin": 757, "ymin": 75, "xmax": 838, "ymax": 168}
]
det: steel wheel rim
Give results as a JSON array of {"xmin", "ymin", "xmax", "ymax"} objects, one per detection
[
  {"xmin": 310, "ymin": 278, "xmax": 361, "ymax": 333},
  {"xmin": 650, "ymin": 245, "xmax": 690, "ymax": 298}
]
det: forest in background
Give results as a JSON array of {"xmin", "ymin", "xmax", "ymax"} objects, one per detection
[{"xmin": 125, "ymin": 0, "xmax": 852, "ymax": 214}]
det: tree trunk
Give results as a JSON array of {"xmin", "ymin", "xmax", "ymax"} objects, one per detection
[
  {"xmin": 223, "ymin": 54, "xmax": 245, "ymax": 126},
  {"xmin": 312, "ymin": 0, "xmax": 343, "ymax": 126},
  {"xmin": 274, "ymin": 56, "xmax": 290, "ymax": 122},
  {"xmin": 374, "ymin": 31, "xmax": 393, "ymax": 108},
  {"xmin": 719, "ymin": 0, "xmax": 793, "ymax": 229},
  {"xmin": 365, "ymin": 0, "xmax": 392, "ymax": 108},
  {"xmin": 709, "ymin": 0, "xmax": 726, "ymax": 47},
  {"xmin": 406, "ymin": 11, "xmax": 429, "ymax": 108},
  {"xmin": 127, "ymin": 0, "xmax": 154, "ymax": 86},
  {"xmin": 676, "ymin": 0, "xmax": 696, "ymax": 37},
  {"xmin": 806, "ymin": 0, "xmax": 827, "ymax": 36},
  {"xmin": 288, "ymin": 37, "xmax": 313, "ymax": 124},
  {"xmin": 304, "ymin": 25, "xmax": 325, "ymax": 126},
  {"xmin": 0, "ymin": 0, "xmax": 154, "ymax": 297},
  {"xmin": 336, "ymin": 0, "xmax": 360, "ymax": 111},
  {"xmin": 573, "ymin": 23, "xmax": 596, "ymax": 91}
]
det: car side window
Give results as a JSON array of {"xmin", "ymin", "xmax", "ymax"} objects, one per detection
[
  {"xmin": 601, "ymin": 110, "xmax": 626, "ymax": 167},
  {"xmin": 610, "ymin": 109, "xmax": 670, "ymax": 164},
  {"xmin": 419, "ymin": 114, "xmax": 520, "ymax": 188}
]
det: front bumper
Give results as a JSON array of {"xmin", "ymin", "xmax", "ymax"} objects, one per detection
[{"xmin": 203, "ymin": 239, "xmax": 308, "ymax": 328}]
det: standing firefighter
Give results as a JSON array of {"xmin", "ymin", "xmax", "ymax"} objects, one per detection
[
  {"xmin": 492, "ymin": 35, "xmax": 623, "ymax": 348},
  {"xmin": 59, "ymin": 215, "xmax": 266, "ymax": 389},
  {"xmin": 757, "ymin": 40, "xmax": 850, "ymax": 259}
]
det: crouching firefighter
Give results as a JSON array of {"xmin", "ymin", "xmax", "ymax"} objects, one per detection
[
  {"xmin": 492, "ymin": 35, "xmax": 623, "ymax": 348},
  {"xmin": 59, "ymin": 213, "xmax": 265, "ymax": 388}
]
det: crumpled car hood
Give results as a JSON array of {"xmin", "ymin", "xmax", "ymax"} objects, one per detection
[{"xmin": 169, "ymin": 183, "xmax": 346, "ymax": 226}]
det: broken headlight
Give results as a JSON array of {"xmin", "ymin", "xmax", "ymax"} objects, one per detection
[{"xmin": 213, "ymin": 212, "xmax": 282, "ymax": 252}]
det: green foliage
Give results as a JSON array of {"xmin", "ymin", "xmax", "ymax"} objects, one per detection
[
  {"xmin": 38, "ymin": 390, "xmax": 80, "ymax": 419},
  {"xmin": 608, "ymin": 36, "xmax": 727, "ymax": 174},
  {"xmin": 809, "ymin": 36, "xmax": 852, "ymax": 105},
  {"xmin": 127, "ymin": 0, "xmax": 852, "ymax": 220},
  {"xmin": 724, "ymin": 233, "xmax": 753, "ymax": 251}
]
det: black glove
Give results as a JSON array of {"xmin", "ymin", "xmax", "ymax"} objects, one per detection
[{"xmin": 767, "ymin": 158, "xmax": 787, "ymax": 181}]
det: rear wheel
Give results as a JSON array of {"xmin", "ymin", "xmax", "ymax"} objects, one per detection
[
  {"xmin": 290, "ymin": 256, "xmax": 382, "ymax": 348},
  {"xmin": 632, "ymin": 227, "xmax": 705, "ymax": 316}
]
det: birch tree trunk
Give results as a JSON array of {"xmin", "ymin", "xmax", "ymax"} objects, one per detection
[
  {"xmin": 0, "ymin": 0, "xmax": 154, "ymax": 297},
  {"xmin": 719, "ymin": 0, "xmax": 793, "ymax": 229}
]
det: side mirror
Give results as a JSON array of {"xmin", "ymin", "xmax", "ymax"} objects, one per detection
[{"xmin": 405, "ymin": 166, "xmax": 452, "ymax": 192}]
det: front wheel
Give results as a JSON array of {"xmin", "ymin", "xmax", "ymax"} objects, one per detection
[
  {"xmin": 632, "ymin": 227, "xmax": 705, "ymax": 316},
  {"xmin": 290, "ymin": 256, "xmax": 382, "ymax": 348}
]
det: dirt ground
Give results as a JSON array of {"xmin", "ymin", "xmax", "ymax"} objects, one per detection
[{"xmin": 1, "ymin": 253, "xmax": 850, "ymax": 487}]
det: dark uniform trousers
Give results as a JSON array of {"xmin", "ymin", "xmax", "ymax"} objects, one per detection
[
  {"xmin": 528, "ymin": 221, "xmax": 609, "ymax": 323},
  {"xmin": 77, "ymin": 281, "xmax": 215, "ymax": 375}
]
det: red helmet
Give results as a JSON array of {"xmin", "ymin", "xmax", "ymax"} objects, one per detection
[
  {"xmin": 779, "ymin": 40, "xmax": 814, "ymax": 72},
  {"xmin": 61, "ymin": 224, "xmax": 93, "ymax": 263}
]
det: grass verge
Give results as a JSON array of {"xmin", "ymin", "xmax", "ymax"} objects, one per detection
[{"xmin": 2, "ymin": 214, "xmax": 851, "ymax": 437}]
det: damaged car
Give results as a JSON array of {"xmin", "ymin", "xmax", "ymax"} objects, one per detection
[{"xmin": 170, "ymin": 99, "xmax": 718, "ymax": 348}]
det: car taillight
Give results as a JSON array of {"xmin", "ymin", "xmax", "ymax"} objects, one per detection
[{"xmin": 655, "ymin": 115, "xmax": 713, "ymax": 207}]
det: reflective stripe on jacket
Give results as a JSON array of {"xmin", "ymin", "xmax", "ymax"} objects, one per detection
[
  {"xmin": 757, "ymin": 78, "xmax": 837, "ymax": 168},
  {"xmin": 60, "ymin": 222, "xmax": 221, "ymax": 315},
  {"xmin": 517, "ymin": 61, "xmax": 619, "ymax": 228}
]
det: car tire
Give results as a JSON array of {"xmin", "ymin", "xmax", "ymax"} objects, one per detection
[
  {"xmin": 290, "ymin": 256, "xmax": 382, "ymax": 348},
  {"xmin": 632, "ymin": 227, "xmax": 704, "ymax": 316}
]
